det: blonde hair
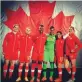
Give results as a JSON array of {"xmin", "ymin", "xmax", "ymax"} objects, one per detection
[{"xmin": 13, "ymin": 24, "xmax": 19, "ymax": 27}]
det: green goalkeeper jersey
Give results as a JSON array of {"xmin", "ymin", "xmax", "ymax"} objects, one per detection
[{"xmin": 44, "ymin": 34, "xmax": 56, "ymax": 62}]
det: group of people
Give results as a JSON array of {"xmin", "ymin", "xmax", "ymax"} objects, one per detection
[{"xmin": 2, "ymin": 24, "xmax": 81, "ymax": 82}]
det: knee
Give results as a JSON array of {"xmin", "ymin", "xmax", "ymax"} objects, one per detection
[
  {"xmin": 50, "ymin": 62, "xmax": 54, "ymax": 68},
  {"xmin": 5, "ymin": 60, "xmax": 9, "ymax": 65},
  {"xmin": 38, "ymin": 61, "xmax": 42, "ymax": 64},
  {"xmin": 43, "ymin": 61, "xmax": 47, "ymax": 69},
  {"xmin": 20, "ymin": 63, "xmax": 24, "ymax": 66},
  {"xmin": 58, "ymin": 64, "xmax": 62, "ymax": 68},
  {"xmin": 10, "ymin": 61, "xmax": 15, "ymax": 66},
  {"xmin": 32, "ymin": 60, "xmax": 36, "ymax": 63},
  {"xmin": 26, "ymin": 63, "xmax": 28, "ymax": 67}
]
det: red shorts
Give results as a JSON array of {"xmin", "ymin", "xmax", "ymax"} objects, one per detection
[
  {"xmin": 19, "ymin": 51, "xmax": 31, "ymax": 63},
  {"xmin": 69, "ymin": 53, "xmax": 77, "ymax": 60},
  {"xmin": 56, "ymin": 56, "xmax": 63, "ymax": 64},
  {"xmin": 32, "ymin": 51, "xmax": 43, "ymax": 61},
  {"xmin": 4, "ymin": 51, "xmax": 18, "ymax": 61}
]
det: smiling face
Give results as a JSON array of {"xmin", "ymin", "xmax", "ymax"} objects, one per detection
[
  {"xmin": 50, "ymin": 28, "xmax": 54, "ymax": 35},
  {"xmin": 25, "ymin": 28, "xmax": 31, "ymax": 35},
  {"xmin": 50, "ymin": 26, "xmax": 55, "ymax": 35},
  {"xmin": 39, "ymin": 26, "xmax": 44, "ymax": 34},
  {"xmin": 57, "ymin": 32, "xmax": 62, "ymax": 39},
  {"xmin": 13, "ymin": 24, "xmax": 19, "ymax": 33},
  {"xmin": 69, "ymin": 26, "xmax": 75, "ymax": 34}
]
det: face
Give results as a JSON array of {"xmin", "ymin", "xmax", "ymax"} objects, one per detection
[
  {"xmin": 39, "ymin": 26, "xmax": 44, "ymax": 33},
  {"xmin": 50, "ymin": 28, "xmax": 54, "ymax": 35},
  {"xmin": 13, "ymin": 24, "xmax": 19, "ymax": 32},
  {"xmin": 57, "ymin": 32, "xmax": 62, "ymax": 39},
  {"xmin": 69, "ymin": 27, "xmax": 74, "ymax": 34},
  {"xmin": 25, "ymin": 28, "xmax": 31, "ymax": 35}
]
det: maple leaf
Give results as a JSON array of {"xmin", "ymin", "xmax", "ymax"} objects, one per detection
[
  {"xmin": 4, "ymin": 6, "xmax": 36, "ymax": 35},
  {"xmin": 29, "ymin": 1, "xmax": 56, "ymax": 33},
  {"xmin": 4, "ymin": 9, "xmax": 18, "ymax": 29},
  {"xmin": 4, "ymin": 2, "xmax": 74, "ymax": 35},
  {"xmin": 50, "ymin": 11, "xmax": 74, "ymax": 35}
]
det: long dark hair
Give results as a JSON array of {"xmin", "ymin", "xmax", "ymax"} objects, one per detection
[{"xmin": 56, "ymin": 31, "xmax": 63, "ymax": 40}]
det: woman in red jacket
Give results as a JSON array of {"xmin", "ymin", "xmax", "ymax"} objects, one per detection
[
  {"xmin": 3, "ymin": 24, "xmax": 20, "ymax": 79},
  {"xmin": 65, "ymin": 26, "xmax": 81, "ymax": 81},
  {"xmin": 16, "ymin": 28, "xmax": 33, "ymax": 81},
  {"xmin": 55, "ymin": 31, "xmax": 64, "ymax": 82}
]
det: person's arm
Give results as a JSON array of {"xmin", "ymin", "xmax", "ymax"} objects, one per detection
[
  {"xmin": 2, "ymin": 34, "xmax": 8, "ymax": 55},
  {"xmin": 65, "ymin": 39, "xmax": 70, "ymax": 57},
  {"xmin": 74, "ymin": 34, "xmax": 81, "ymax": 52}
]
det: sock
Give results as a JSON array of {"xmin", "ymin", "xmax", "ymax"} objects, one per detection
[
  {"xmin": 3, "ymin": 64, "xmax": 8, "ymax": 78},
  {"xmin": 18, "ymin": 64, "xmax": 23, "ymax": 77},
  {"xmin": 50, "ymin": 62, "xmax": 54, "ymax": 77},
  {"xmin": 66, "ymin": 67, "xmax": 71, "ymax": 74},
  {"xmin": 38, "ymin": 61, "xmax": 42, "ymax": 78},
  {"xmin": 58, "ymin": 68, "xmax": 62, "ymax": 79},
  {"xmin": 43, "ymin": 63, "xmax": 47, "ymax": 77},
  {"xmin": 25, "ymin": 65, "xmax": 28, "ymax": 77},
  {"xmin": 72, "ymin": 66, "xmax": 76, "ymax": 79},
  {"xmin": 31, "ymin": 62, "xmax": 36, "ymax": 78},
  {"xmin": 9, "ymin": 65, "xmax": 14, "ymax": 78}
]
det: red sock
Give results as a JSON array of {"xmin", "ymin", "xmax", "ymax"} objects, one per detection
[
  {"xmin": 38, "ymin": 62, "xmax": 42, "ymax": 78},
  {"xmin": 9, "ymin": 65, "xmax": 14, "ymax": 78},
  {"xmin": 18, "ymin": 65, "xmax": 23, "ymax": 77},
  {"xmin": 58, "ymin": 68, "xmax": 62, "ymax": 79},
  {"xmin": 72, "ymin": 66, "xmax": 76, "ymax": 79},
  {"xmin": 66, "ymin": 67, "xmax": 71, "ymax": 74},
  {"xmin": 25, "ymin": 65, "xmax": 28, "ymax": 77},
  {"xmin": 3, "ymin": 64, "xmax": 8, "ymax": 78},
  {"xmin": 31, "ymin": 63, "xmax": 36, "ymax": 77}
]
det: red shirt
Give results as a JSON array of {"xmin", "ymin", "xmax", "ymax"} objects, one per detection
[
  {"xmin": 66, "ymin": 33, "xmax": 81, "ymax": 56},
  {"xmin": 3, "ymin": 32, "xmax": 20, "ymax": 55},
  {"xmin": 33, "ymin": 33, "xmax": 47, "ymax": 53},
  {"xmin": 19, "ymin": 34, "xmax": 33, "ymax": 54},
  {"xmin": 56, "ymin": 38, "xmax": 64, "ymax": 57}
]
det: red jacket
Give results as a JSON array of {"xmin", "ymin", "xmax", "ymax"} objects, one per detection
[
  {"xmin": 65, "ymin": 33, "xmax": 81, "ymax": 56},
  {"xmin": 33, "ymin": 33, "xmax": 47, "ymax": 53},
  {"xmin": 19, "ymin": 35, "xmax": 33, "ymax": 55},
  {"xmin": 3, "ymin": 32, "xmax": 20, "ymax": 55},
  {"xmin": 56, "ymin": 39, "xmax": 64, "ymax": 57}
]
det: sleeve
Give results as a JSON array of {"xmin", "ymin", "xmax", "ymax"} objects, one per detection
[
  {"xmin": 18, "ymin": 35, "xmax": 21, "ymax": 51},
  {"xmin": 32, "ymin": 35, "xmax": 37, "ymax": 43},
  {"xmin": 2, "ymin": 34, "xmax": 8, "ymax": 54},
  {"xmin": 74, "ymin": 35, "xmax": 81, "ymax": 52},
  {"xmin": 65, "ymin": 39, "xmax": 70, "ymax": 56}
]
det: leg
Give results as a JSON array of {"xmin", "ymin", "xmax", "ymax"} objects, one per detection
[
  {"xmin": 49, "ymin": 52, "xmax": 54, "ymax": 81},
  {"xmin": 50, "ymin": 62, "xmax": 54, "ymax": 81},
  {"xmin": 9, "ymin": 60, "xmax": 15, "ymax": 78},
  {"xmin": 30, "ymin": 60, "xmax": 36, "ymax": 82},
  {"xmin": 55, "ymin": 63, "xmax": 63, "ymax": 82},
  {"xmin": 42, "ymin": 61, "xmax": 47, "ymax": 81},
  {"xmin": 3, "ymin": 59, "xmax": 9, "ymax": 78},
  {"xmin": 16, "ymin": 63, "xmax": 24, "ymax": 81},
  {"xmin": 37, "ymin": 61, "xmax": 42, "ymax": 78},
  {"xmin": 64, "ymin": 57, "xmax": 71, "ymax": 74},
  {"xmin": 25, "ymin": 63, "xmax": 29, "ymax": 81},
  {"xmin": 37, "ymin": 61, "xmax": 42, "ymax": 82},
  {"xmin": 71, "ymin": 59, "xmax": 76, "ymax": 80},
  {"xmin": 58, "ymin": 63, "xmax": 62, "ymax": 80}
]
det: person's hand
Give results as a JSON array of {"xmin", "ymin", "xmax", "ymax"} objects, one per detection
[
  {"xmin": 71, "ymin": 49, "xmax": 75, "ymax": 53},
  {"xmin": 60, "ymin": 57, "xmax": 63, "ymax": 62},
  {"xmin": 2, "ymin": 52, "xmax": 5, "ymax": 55},
  {"xmin": 75, "ymin": 45, "xmax": 78, "ymax": 49},
  {"xmin": 27, "ymin": 56, "xmax": 31, "ymax": 60}
]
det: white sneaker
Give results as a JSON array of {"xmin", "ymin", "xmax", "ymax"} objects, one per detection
[
  {"xmin": 16, "ymin": 77, "xmax": 21, "ymax": 82},
  {"xmin": 25, "ymin": 77, "xmax": 28, "ymax": 81}
]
